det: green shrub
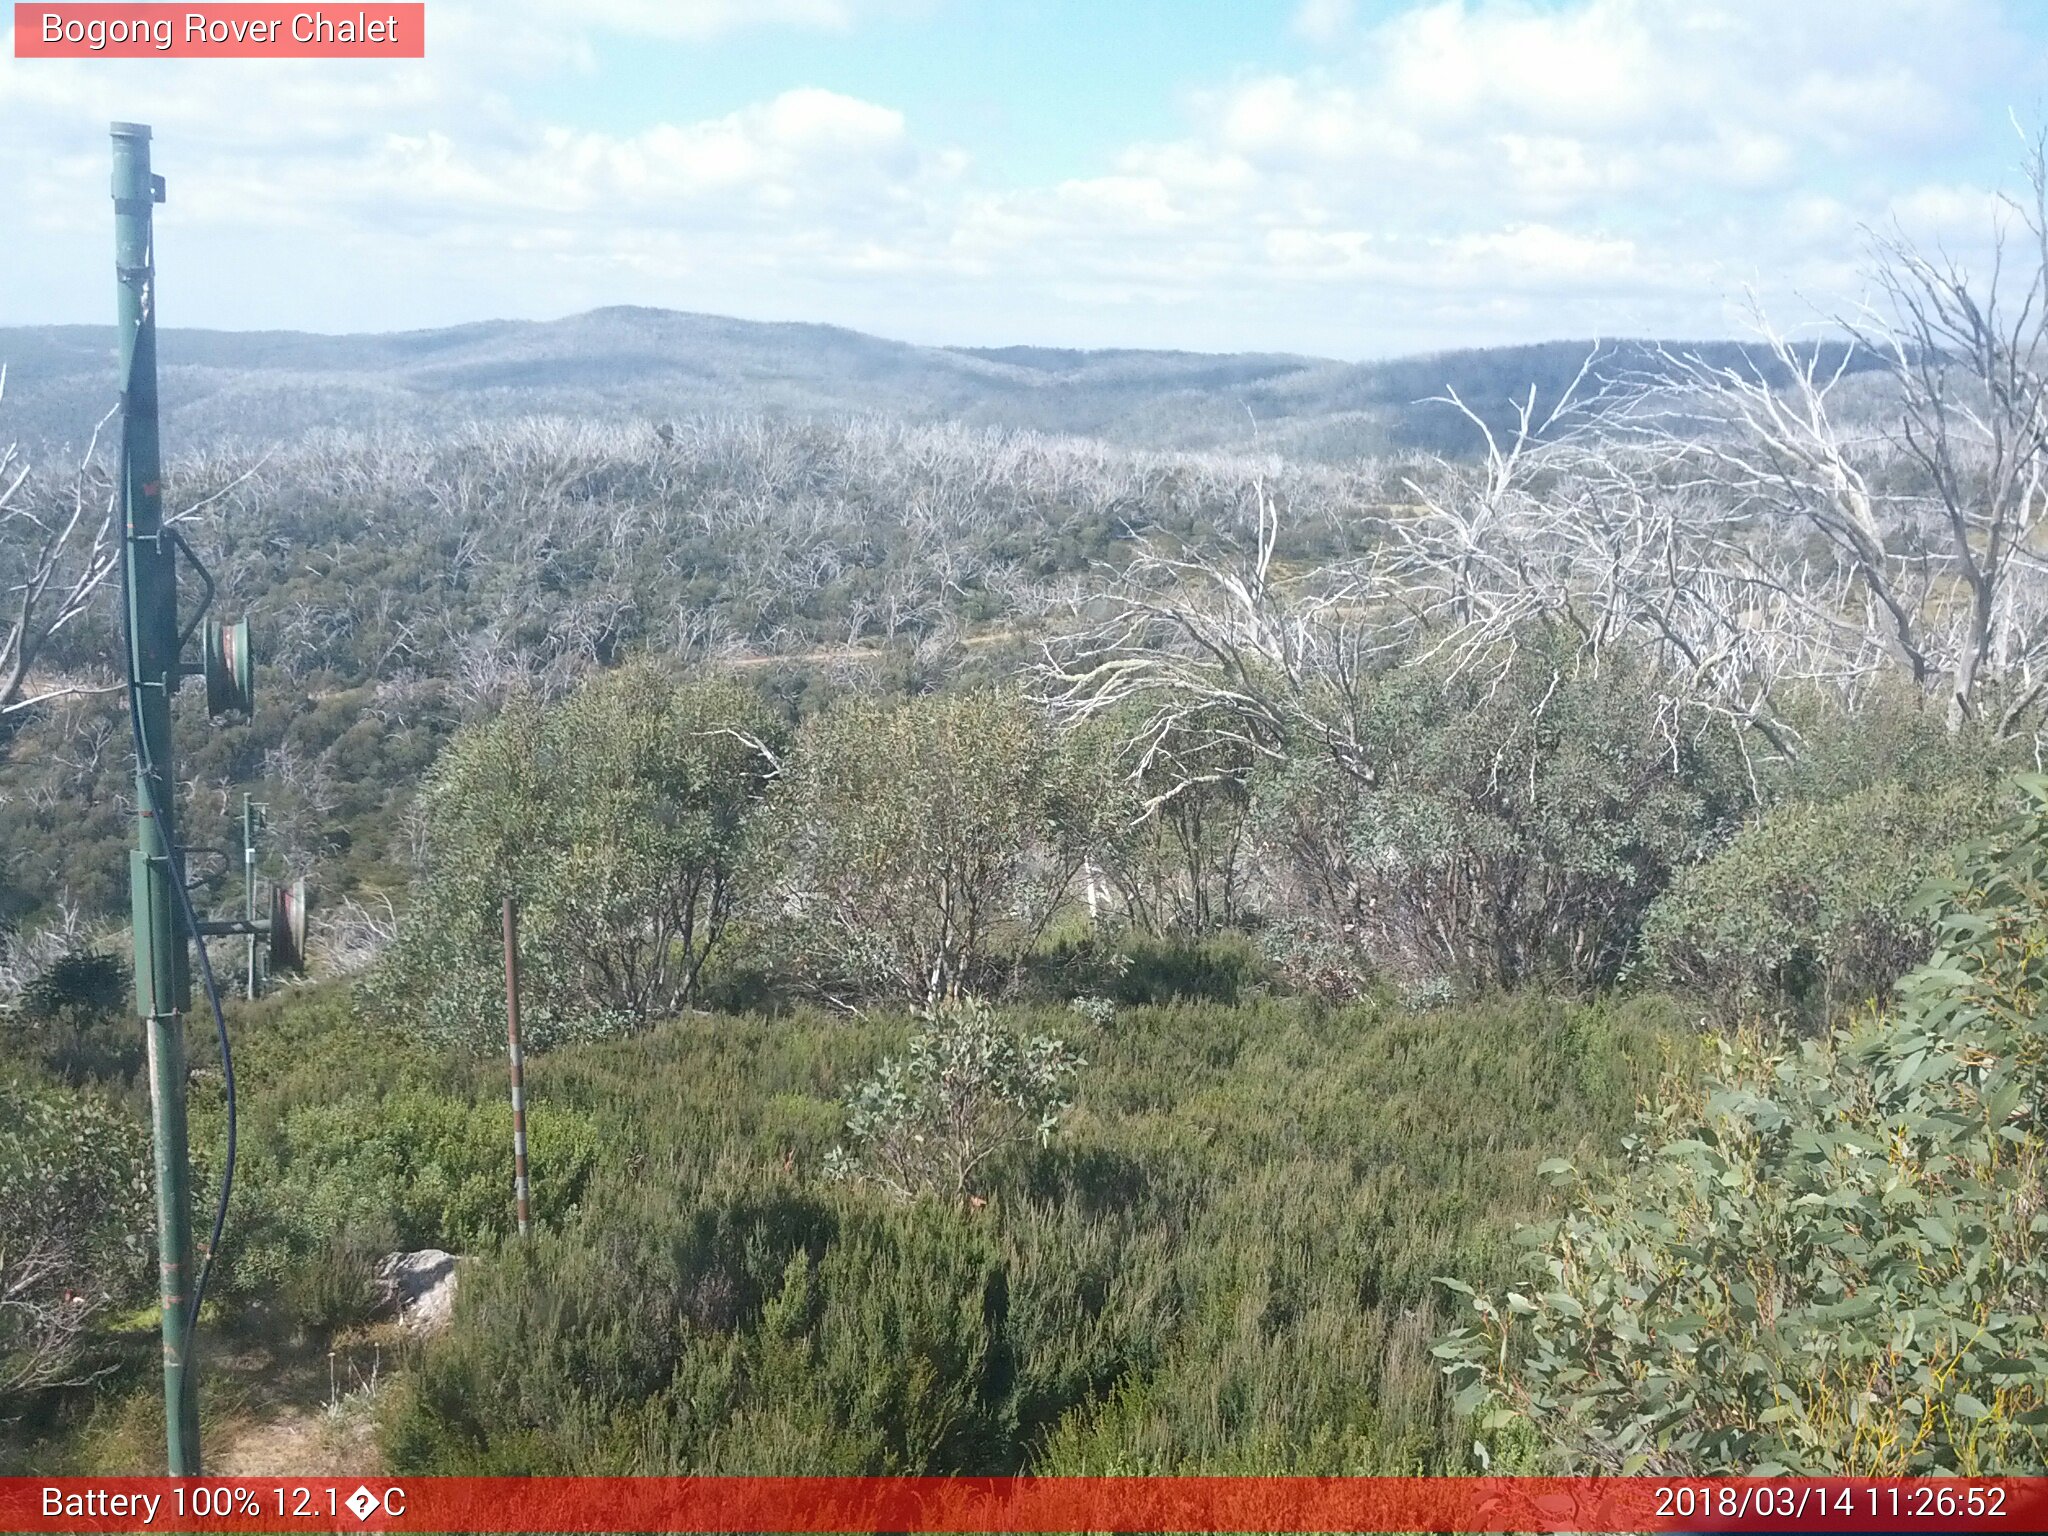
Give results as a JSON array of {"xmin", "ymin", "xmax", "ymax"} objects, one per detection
[
  {"xmin": 389, "ymin": 1176, "xmax": 1015, "ymax": 1475},
  {"xmin": 1438, "ymin": 776, "xmax": 2048, "ymax": 1475},
  {"xmin": 180, "ymin": 987, "xmax": 604, "ymax": 1312},
  {"xmin": 278, "ymin": 1220, "xmax": 401, "ymax": 1333},
  {"xmin": 1638, "ymin": 780, "xmax": 2004, "ymax": 1017},
  {"xmin": 365, "ymin": 666, "xmax": 784, "ymax": 1049},
  {"xmin": 1066, "ymin": 706, "xmax": 1257, "ymax": 936},
  {"xmin": 1250, "ymin": 640, "xmax": 1748, "ymax": 993},
  {"xmin": 1019, "ymin": 929, "xmax": 1266, "ymax": 1007},
  {"xmin": 20, "ymin": 952, "xmax": 128, "ymax": 1019},
  {"xmin": 0, "ymin": 1076, "xmax": 152, "ymax": 1403},
  {"xmin": 823, "ymin": 998, "xmax": 1082, "ymax": 1203},
  {"xmin": 3, "ymin": 951, "xmax": 143, "ymax": 1087},
  {"xmin": 1764, "ymin": 686, "xmax": 2023, "ymax": 804},
  {"xmin": 206, "ymin": 1083, "xmax": 604, "ymax": 1304},
  {"xmin": 756, "ymin": 689, "xmax": 1091, "ymax": 1005}
]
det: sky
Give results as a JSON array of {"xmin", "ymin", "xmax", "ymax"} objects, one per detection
[{"xmin": 2, "ymin": 0, "xmax": 2046, "ymax": 358}]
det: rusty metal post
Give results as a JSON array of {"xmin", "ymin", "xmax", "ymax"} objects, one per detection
[{"xmin": 501, "ymin": 896, "xmax": 531, "ymax": 1237}]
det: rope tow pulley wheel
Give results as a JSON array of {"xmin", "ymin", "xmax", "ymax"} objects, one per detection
[
  {"xmin": 204, "ymin": 616, "xmax": 254, "ymax": 718},
  {"xmin": 269, "ymin": 879, "xmax": 308, "ymax": 975}
]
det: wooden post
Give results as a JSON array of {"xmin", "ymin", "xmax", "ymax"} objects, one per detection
[{"xmin": 501, "ymin": 896, "xmax": 531, "ymax": 1238}]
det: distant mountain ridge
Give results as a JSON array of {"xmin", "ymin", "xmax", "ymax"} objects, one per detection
[{"xmin": 0, "ymin": 305, "xmax": 1874, "ymax": 463}]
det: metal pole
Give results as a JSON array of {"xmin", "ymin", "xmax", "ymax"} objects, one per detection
[
  {"xmin": 114, "ymin": 120, "xmax": 200, "ymax": 1477},
  {"xmin": 501, "ymin": 896, "xmax": 531, "ymax": 1238},
  {"xmin": 242, "ymin": 795, "xmax": 257, "ymax": 1000}
]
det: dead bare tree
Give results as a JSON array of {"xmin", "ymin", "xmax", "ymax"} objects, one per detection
[
  {"xmin": 1864, "ymin": 126, "xmax": 2048, "ymax": 733},
  {"xmin": 1382, "ymin": 428, "xmax": 1878, "ymax": 772},
  {"xmin": 1037, "ymin": 357, "xmax": 1609, "ymax": 797},
  {"xmin": 314, "ymin": 891, "xmax": 400, "ymax": 977},
  {"xmin": 1623, "ymin": 124, "xmax": 2048, "ymax": 739},
  {"xmin": 1046, "ymin": 119, "xmax": 2048, "ymax": 820},
  {"xmin": 0, "ymin": 1233, "xmax": 111, "ymax": 1399},
  {"xmin": 0, "ymin": 375, "xmax": 121, "ymax": 730},
  {"xmin": 1039, "ymin": 480, "xmax": 1384, "ymax": 793}
]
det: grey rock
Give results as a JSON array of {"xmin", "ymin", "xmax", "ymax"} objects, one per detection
[{"xmin": 374, "ymin": 1249, "xmax": 462, "ymax": 1334}]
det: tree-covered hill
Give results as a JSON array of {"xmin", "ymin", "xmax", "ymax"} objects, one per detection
[{"xmin": 0, "ymin": 307, "xmax": 1883, "ymax": 462}]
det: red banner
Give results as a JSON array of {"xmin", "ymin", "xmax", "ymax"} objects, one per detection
[
  {"xmin": 12, "ymin": 5, "xmax": 424, "ymax": 58},
  {"xmin": 4, "ymin": 1477, "xmax": 2047, "ymax": 1533}
]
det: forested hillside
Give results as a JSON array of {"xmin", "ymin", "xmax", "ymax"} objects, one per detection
[
  {"xmin": 0, "ymin": 308, "xmax": 1884, "ymax": 462},
  {"xmin": 5, "ymin": 156, "xmax": 2048, "ymax": 1479}
]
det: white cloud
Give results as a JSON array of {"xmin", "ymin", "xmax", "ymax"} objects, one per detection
[
  {"xmin": 967, "ymin": 0, "xmax": 2038, "ymax": 348},
  {"xmin": 1888, "ymin": 182, "xmax": 2008, "ymax": 239},
  {"xmin": 1, "ymin": 0, "xmax": 2042, "ymax": 355},
  {"xmin": 1290, "ymin": 0, "xmax": 1358, "ymax": 46},
  {"xmin": 508, "ymin": 0, "xmax": 931, "ymax": 41},
  {"xmin": 1373, "ymin": 0, "xmax": 1663, "ymax": 132}
]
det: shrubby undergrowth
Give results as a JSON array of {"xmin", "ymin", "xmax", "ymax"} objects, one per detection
[
  {"xmin": 0, "ymin": 1075, "xmax": 151, "ymax": 1398},
  {"xmin": 1440, "ymin": 780, "xmax": 2048, "ymax": 1475},
  {"xmin": 1639, "ymin": 780, "xmax": 2004, "ymax": 1018},
  {"xmin": 383, "ymin": 989, "xmax": 1671, "ymax": 1475}
]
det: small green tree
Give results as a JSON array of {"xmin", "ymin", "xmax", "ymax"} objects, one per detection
[
  {"xmin": 370, "ymin": 665, "xmax": 784, "ymax": 1046},
  {"xmin": 760, "ymin": 690, "xmax": 1091, "ymax": 1005},
  {"xmin": 537, "ymin": 670, "xmax": 783, "ymax": 1018},
  {"xmin": 1252, "ymin": 641, "xmax": 1746, "ymax": 993},
  {"xmin": 0, "ymin": 1076, "xmax": 152, "ymax": 1403},
  {"xmin": 1435, "ymin": 776, "xmax": 2048, "ymax": 1475},
  {"xmin": 824, "ymin": 998, "xmax": 1082, "ymax": 1203}
]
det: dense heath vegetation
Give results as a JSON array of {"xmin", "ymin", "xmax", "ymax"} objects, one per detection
[{"xmin": 7, "ymin": 159, "xmax": 2048, "ymax": 1475}]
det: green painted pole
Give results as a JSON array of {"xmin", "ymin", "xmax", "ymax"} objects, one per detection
[{"xmin": 114, "ymin": 120, "xmax": 201, "ymax": 1477}]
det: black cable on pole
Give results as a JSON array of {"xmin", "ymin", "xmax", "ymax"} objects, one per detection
[
  {"xmin": 174, "ymin": 809, "xmax": 236, "ymax": 1346},
  {"xmin": 116, "ymin": 394, "xmax": 237, "ymax": 1418}
]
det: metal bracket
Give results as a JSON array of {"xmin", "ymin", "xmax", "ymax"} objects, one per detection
[{"xmin": 165, "ymin": 527, "xmax": 216, "ymax": 656}]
